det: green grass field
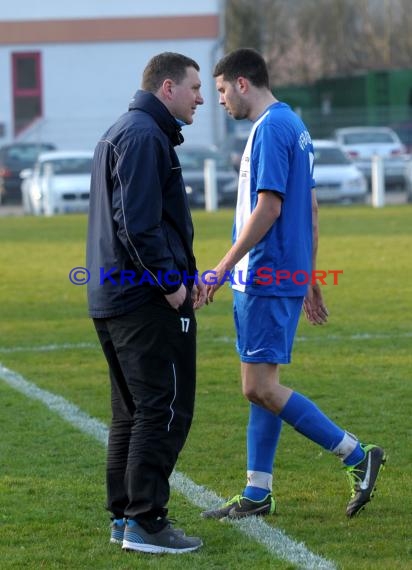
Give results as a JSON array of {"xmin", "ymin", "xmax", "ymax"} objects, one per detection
[{"xmin": 0, "ymin": 205, "xmax": 411, "ymax": 569}]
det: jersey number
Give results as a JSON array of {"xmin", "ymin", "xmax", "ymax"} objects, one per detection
[
  {"xmin": 309, "ymin": 151, "xmax": 315, "ymax": 178},
  {"xmin": 180, "ymin": 318, "xmax": 190, "ymax": 333}
]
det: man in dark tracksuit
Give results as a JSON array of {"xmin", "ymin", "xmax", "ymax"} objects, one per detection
[{"xmin": 86, "ymin": 52, "xmax": 206, "ymax": 554}]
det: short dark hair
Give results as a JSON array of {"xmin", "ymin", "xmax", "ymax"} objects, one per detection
[
  {"xmin": 213, "ymin": 48, "xmax": 269, "ymax": 88},
  {"xmin": 142, "ymin": 52, "xmax": 200, "ymax": 92}
]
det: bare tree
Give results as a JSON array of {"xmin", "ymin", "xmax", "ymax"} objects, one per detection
[
  {"xmin": 224, "ymin": 0, "xmax": 412, "ymax": 85},
  {"xmin": 268, "ymin": 20, "xmax": 324, "ymax": 86},
  {"xmin": 225, "ymin": 0, "xmax": 262, "ymax": 53},
  {"xmin": 387, "ymin": 0, "xmax": 412, "ymax": 68},
  {"xmin": 225, "ymin": 0, "xmax": 283, "ymax": 56}
]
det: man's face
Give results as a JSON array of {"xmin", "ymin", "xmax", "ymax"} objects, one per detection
[
  {"xmin": 171, "ymin": 67, "xmax": 204, "ymax": 125},
  {"xmin": 215, "ymin": 75, "xmax": 249, "ymax": 120}
]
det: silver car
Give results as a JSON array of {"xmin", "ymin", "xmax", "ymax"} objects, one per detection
[
  {"xmin": 21, "ymin": 151, "xmax": 93, "ymax": 215},
  {"xmin": 313, "ymin": 140, "xmax": 368, "ymax": 204},
  {"xmin": 333, "ymin": 126, "xmax": 410, "ymax": 189}
]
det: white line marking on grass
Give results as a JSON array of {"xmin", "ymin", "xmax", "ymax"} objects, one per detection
[
  {"xmin": 0, "ymin": 362, "xmax": 108, "ymax": 446},
  {"xmin": 0, "ymin": 362, "xmax": 336, "ymax": 570},
  {"xmin": 295, "ymin": 332, "xmax": 412, "ymax": 342},
  {"xmin": 172, "ymin": 471, "xmax": 337, "ymax": 570},
  {"xmin": 214, "ymin": 331, "xmax": 412, "ymax": 344},
  {"xmin": 0, "ymin": 342, "xmax": 99, "ymax": 354},
  {"xmin": 1, "ymin": 330, "xmax": 411, "ymax": 354}
]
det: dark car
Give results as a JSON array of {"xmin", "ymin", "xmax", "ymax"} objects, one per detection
[
  {"xmin": 223, "ymin": 131, "xmax": 250, "ymax": 172},
  {"xmin": 0, "ymin": 142, "xmax": 56, "ymax": 203},
  {"xmin": 389, "ymin": 121, "xmax": 412, "ymax": 154},
  {"xmin": 176, "ymin": 146, "xmax": 238, "ymax": 207}
]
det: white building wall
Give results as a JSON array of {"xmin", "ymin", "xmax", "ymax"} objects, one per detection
[
  {"xmin": 15, "ymin": 39, "xmax": 222, "ymax": 150},
  {"xmin": 0, "ymin": 0, "xmax": 227, "ymax": 149},
  {"xmin": 1, "ymin": 0, "xmax": 221, "ymax": 20}
]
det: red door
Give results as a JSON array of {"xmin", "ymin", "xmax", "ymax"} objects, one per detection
[{"xmin": 12, "ymin": 52, "xmax": 43, "ymax": 137}]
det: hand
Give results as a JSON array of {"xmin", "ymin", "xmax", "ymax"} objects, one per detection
[
  {"xmin": 303, "ymin": 283, "xmax": 329, "ymax": 325},
  {"xmin": 192, "ymin": 280, "xmax": 208, "ymax": 310},
  {"xmin": 164, "ymin": 283, "xmax": 187, "ymax": 310},
  {"xmin": 206, "ymin": 263, "xmax": 228, "ymax": 303}
]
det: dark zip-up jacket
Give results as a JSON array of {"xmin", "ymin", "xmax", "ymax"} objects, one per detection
[{"xmin": 86, "ymin": 90, "xmax": 197, "ymax": 318}]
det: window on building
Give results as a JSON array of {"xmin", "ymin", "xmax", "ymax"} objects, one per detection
[{"xmin": 12, "ymin": 52, "xmax": 42, "ymax": 136}]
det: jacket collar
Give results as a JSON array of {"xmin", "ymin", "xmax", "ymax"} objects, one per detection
[{"xmin": 128, "ymin": 90, "xmax": 184, "ymax": 146}]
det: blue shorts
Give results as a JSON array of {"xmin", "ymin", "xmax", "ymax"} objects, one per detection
[{"xmin": 233, "ymin": 291, "xmax": 304, "ymax": 364}]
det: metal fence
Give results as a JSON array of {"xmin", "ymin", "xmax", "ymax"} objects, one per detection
[{"xmin": 295, "ymin": 105, "xmax": 412, "ymax": 142}]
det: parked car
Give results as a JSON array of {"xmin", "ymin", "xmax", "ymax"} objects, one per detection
[
  {"xmin": 313, "ymin": 140, "xmax": 368, "ymax": 204},
  {"xmin": 332, "ymin": 126, "xmax": 410, "ymax": 189},
  {"xmin": 218, "ymin": 138, "xmax": 367, "ymax": 205},
  {"xmin": 223, "ymin": 130, "xmax": 250, "ymax": 172},
  {"xmin": 0, "ymin": 142, "xmax": 56, "ymax": 204},
  {"xmin": 405, "ymin": 160, "xmax": 412, "ymax": 202},
  {"xmin": 389, "ymin": 121, "xmax": 412, "ymax": 155},
  {"xmin": 21, "ymin": 150, "xmax": 93, "ymax": 215},
  {"xmin": 176, "ymin": 146, "xmax": 238, "ymax": 207}
]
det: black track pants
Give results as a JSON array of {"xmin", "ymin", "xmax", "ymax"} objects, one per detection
[{"xmin": 93, "ymin": 294, "xmax": 196, "ymax": 520}]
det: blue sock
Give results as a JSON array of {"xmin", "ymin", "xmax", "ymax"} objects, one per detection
[
  {"xmin": 279, "ymin": 392, "xmax": 346, "ymax": 451},
  {"xmin": 243, "ymin": 403, "xmax": 282, "ymax": 501},
  {"xmin": 344, "ymin": 444, "xmax": 365, "ymax": 466},
  {"xmin": 244, "ymin": 486, "xmax": 271, "ymax": 501}
]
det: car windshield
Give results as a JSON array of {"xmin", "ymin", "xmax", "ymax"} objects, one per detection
[
  {"xmin": 177, "ymin": 149, "xmax": 229, "ymax": 170},
  {"xmin": 342, "ymin": 132, "xmax": 395, "ymax": 144},
  {"xmin": 4, "ymin": 144, "xmax": 54, "ymax": 163},
  {"xmin": 391, "ymin": 125, "xmax": 412, "ymax": 145},
  {"xmin": 314, "ymin": 147, "xmax": 351, "ymax": 165},
  {"xmin": 40, "ymin": 157, "xmax": 92, "ymax": 175}
]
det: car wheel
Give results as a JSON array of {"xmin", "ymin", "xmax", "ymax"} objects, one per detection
[
  {"xmin": 22, "ymin": 193, "xmax": 30, "ymax": 214},
  {"xmin": 28, "ymin": 198, "xmax": 36, "ymax": 215}
]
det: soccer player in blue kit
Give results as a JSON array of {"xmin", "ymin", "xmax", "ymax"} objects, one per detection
[{"xmin": 202, "ymin": 48, "xmax": 385, "ymax": 519}]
